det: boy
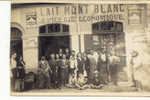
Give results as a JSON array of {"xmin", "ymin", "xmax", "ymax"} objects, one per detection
[
  {"xmin": 90, "ymin": 70, "xmax": 103, "ymax": 89},
  {"xmin": 75, "ymin": 73, "xmax": 90, "ymax": 90}
]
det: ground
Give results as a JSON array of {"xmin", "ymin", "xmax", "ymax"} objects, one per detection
[{"xmin": 11, "ymin": 84, "xmax": 139, "ymax": 96}]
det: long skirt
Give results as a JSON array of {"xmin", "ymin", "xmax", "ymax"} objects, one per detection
[{"xmin": 38, "ymin": 72, "xmax": 50, "ymax": 89}]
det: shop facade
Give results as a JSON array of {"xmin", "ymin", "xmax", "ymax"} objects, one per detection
[{"xmin": 11, "ymin": 3, "xmax": 150, "ymax": 85}]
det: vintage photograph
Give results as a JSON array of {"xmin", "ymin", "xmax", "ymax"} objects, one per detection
[{"xmin": 10, "ymin": 1, "xmax": 150, "ymax": 96}]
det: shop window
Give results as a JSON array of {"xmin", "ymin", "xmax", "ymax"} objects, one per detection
[
  {"xmin": 39, "ymin": 24, "xmax": 69, "ymax": 35},
  {"xmin": 62, "ymin": 24, "xmax": 69, "ymax": 32},
  {"xmin": 48, "ymin": 24, "xmax": 60, "ymax": 33},
  {"xmin": 92, "ymin": 21, "xmax": 123, "ymax": 34},
  {"xmin": 39, "ymin": 26, "xmax": 46, "ymax": 33}
]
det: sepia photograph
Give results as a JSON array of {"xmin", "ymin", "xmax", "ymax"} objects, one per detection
[{"xmin": 10, "ymin": 0, "xmax": 150, "ymax": 96}]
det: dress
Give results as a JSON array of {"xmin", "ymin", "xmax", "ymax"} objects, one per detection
[{"xmin": 38, "ymin": 60, "xmax": 51, "ymax": 89}]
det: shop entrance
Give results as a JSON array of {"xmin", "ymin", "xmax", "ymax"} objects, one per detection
[
  {"xmin": 85, "ymin": 21, "xmax": 127, "ymax": 82},
  {"xmin": 38, "ymin": 24, "xmax": 70, "ymax": 60},
  {"xmin": 10, "ymin": 27, "xmax": 23, "ymax": 58},
  {"xmin": 39, "ymin": 36, "xmax": 70, "ymax": 59}
]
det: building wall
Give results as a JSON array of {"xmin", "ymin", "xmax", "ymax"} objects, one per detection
[{"xmin": 11, "ymin": 3, "xmax": 150, "ymax": 83}]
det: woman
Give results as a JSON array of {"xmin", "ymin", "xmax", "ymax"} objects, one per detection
[
  {"xmin": 38, "ymin": 56, "xmax": 51, "ymax": 89},
  {"xmin": 60, "ymin": 54, "xmax": 69, "ymax": 87},
  {"xmin": 77, "ymin": 52, "xmax": 84, "ymax": 77},
  {"xmin": 15, "ymin": 56, "xmax": 26, "ymax": 91}
]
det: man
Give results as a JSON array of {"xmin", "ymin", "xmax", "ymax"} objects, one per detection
[
  {"xmin": 49, "ymin": 53, "xmax": 57, "ymax": 88},
  {"xmin": 97, "ymin": 49, "xmax": 108, "ymax": 84},
  {"xmin": 108, "ymin": 51, "xmax": 120, "ymax": 85},
  {"xmin": 10, "ymin": 53, "xmax": 17, "ymax": 91},
  {"xmin": 87, "ymin": 50, "xmax": 97, "ymax": 83}
]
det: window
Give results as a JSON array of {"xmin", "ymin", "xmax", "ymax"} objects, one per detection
[
  {"xmin": 40, "ymin": 26, "xmax": 46, "ymax": 33},
  {"xmin": 39, "ymin": 24, "xmax": 69, "ymax": 35},
  {"xmin": 92, "ymin": 21, "xmax": 123, "ymax": 34},
  {"xmin": 63, "ymin": 24, "xmax": 69, "ymax": 32}
]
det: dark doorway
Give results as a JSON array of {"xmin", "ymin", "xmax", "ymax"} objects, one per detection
[
  {"xmin": 38, "ymin": 36, "xmax": 70, "ymax": 60},
  {"xmin": 39, "ymin": 23, "xmax": 70, "ymax": 60},
  {"xmin": 10, "ymin": 27, "xmax": 23, "ymax": 58},
  {"xmin": 85, "ymin": 21, "xmax": 127, "ymax": 82}
]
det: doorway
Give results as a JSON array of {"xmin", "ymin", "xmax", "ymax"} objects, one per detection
[
  {"xmin": 85, "ymin": 21, "xmax": 127, "ymax": 82},
  {"xmin": 38, "ymin": 23, "xmax": 70, "ymax": 60},
  {"xmin": 38, "ymin": 36, "xmax": 70, "ymax": 59},
  {"xmin": 10, "ymin": 27, "xmax": 23, "ymax": 58}
]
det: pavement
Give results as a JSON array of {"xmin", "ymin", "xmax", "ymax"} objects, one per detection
[{"xmin": 11, "ymin": 84, "xmax": 138, "ymax": 96}]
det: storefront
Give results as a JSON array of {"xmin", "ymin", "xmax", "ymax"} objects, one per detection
[{"xmin": 11, "ymin": 3, "xmax": 150, "ymax": 85}]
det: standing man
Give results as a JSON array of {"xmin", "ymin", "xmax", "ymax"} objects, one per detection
[
  {"xmin": 108, "ymin": 51, "xmax": 120, "ymax": 85},
  {"xmin": 98, "ymin": 49, "xmax": 108, "ymax": 84},
  {"xmin": 49, "ymin": 53, "xmax": 57, "ymax": 88},
  {"xmin": 87, "ymin": 50, "xmax": 97, "ymax": 84},
  {"xmin": 10, "ymin": 53, "xmax": 17, "ymax": 91}
]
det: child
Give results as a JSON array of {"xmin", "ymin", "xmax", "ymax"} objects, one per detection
[
  {"xmin": 66, "ymin": 73, "xmax": 77, "ymax": 88},
  {"xmin": 90, "ymin": 70, "xmax": 103, "ymax": 89},
  {"xmin": 69, "ymin": 54, "xmax": 78, "ymax": 76},
  {"xmin": 75, "ymin": 73, "xmax": 90, "ymax": 90}
]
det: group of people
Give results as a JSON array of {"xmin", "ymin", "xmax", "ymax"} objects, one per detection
[{"xmin": 37, "ymin": 48, "xmax": 120, "ymax": 90}]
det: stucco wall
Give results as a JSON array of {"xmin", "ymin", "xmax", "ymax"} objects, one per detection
[{"xmin": 11, "ymin": 4, "xmax": 150, "ymax": 85}]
